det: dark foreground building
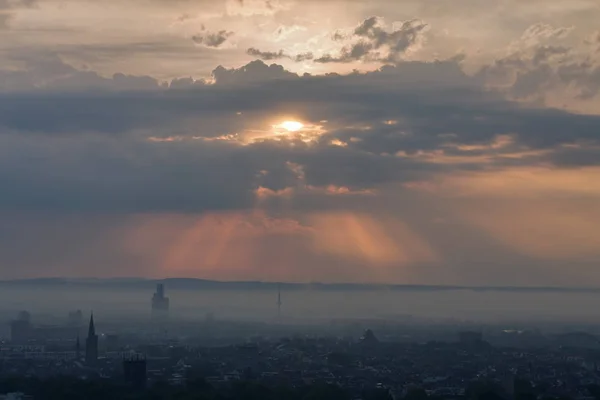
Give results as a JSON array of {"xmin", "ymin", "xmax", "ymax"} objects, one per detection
[{"xmin": 123, "ymin": 355, "xmax": 147, "ymax": 389}]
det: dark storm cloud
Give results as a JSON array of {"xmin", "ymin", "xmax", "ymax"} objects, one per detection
[
  {"xmin": 0, "ymin": 53, "xmax": 162, "ymax": 92},
  {"xmin": 0, "ymin": 58, "xmax": 599, "ymax": 213},
  {"xmin": 544, "ymin": 144, "xmax": 600, "ymax": 167},
  {"xmin": 0, "ymin": 135, "xmax": 260, "ymax": 212}
]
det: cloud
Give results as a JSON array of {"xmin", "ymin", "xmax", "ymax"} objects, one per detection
[
  {"xmin": 0, "ymin": 55, "xmax": 599, "ymax": 283},
  {"xmin": 211, "ymin": 59, "xmax": 297, "ymax": 84},
  {"xmin": 247, "ymin": 47, "xmax": 286, "ymax": 60},
  {"xmin": 0, "ymin": 0, "xmax": 36, "ymax": 29},
  {"xmin": 475, "ymin": 22, "xmax": 600, "ymax": 109},
  {"xmin": 0, "ymin": 0, "xmax": 599, "ymax": 283},
  {"xmin": 247, "ymin": 47, "xmax": 314, "ymax": 62},
  {"xmin": 315, "ymin": 17, "xmax": 428, "ymax": 64},
  {"xmin": 0, "ymin": 53, "xmax": 162, "ymax": 92},
  {"xmin": 1, "ymin": 58, "xmax": 599, "ymax": 214},
  {"xmin": 192, "ymin": 28, "xmax": 235, "ymax": 48}
]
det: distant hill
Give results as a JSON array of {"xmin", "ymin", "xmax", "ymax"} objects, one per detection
[{"xmin": 0, "ymin": 277, "xmax": 599, "ymax": 293}]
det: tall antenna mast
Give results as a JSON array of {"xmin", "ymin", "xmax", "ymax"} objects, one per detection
[{"xmin": 277, "ymin": 283, "xmax": 282, "ymax": 319}]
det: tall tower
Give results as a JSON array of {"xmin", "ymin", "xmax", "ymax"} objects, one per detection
[
  {"xmin": 85, "ymin": 313, "xmax": 98, "ymax": 364},
  {"xmin": 151, "ymin": 283, "xmax": 170, "ymax": 320},
  {"xmin": 277, "ymin": 283, "xmax": 282, "ymax": 319}
]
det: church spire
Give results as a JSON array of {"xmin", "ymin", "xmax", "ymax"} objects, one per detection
[
  {"xmin": 88, "ymin": 312, "xmax": 95, "ymax": 337},
  {"xmin": 85, "ymin": 312, "xmax": 98, "ymax": 365}
]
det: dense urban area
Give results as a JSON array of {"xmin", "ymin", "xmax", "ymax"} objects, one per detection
[{"xmin": 2, "ymin": 283, "xmax": 600, "ymax": 400}]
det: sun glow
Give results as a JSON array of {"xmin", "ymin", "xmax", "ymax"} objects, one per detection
[{"xmin": 279, "ymin": 120, "xmax": 304, "ymax": 132}]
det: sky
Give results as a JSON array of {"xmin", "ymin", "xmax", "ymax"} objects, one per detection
[{"xmin": 0, "ymin": 0, "xmax": 599, "ymax": 285}]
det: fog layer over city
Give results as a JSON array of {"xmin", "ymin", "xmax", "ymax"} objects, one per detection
[{"xmin": 1, "ymin": 281, "xmax": 599, "ymax": 326}]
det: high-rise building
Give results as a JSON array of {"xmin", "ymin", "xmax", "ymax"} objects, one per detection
[
  {"xmin": 151, "ymin": 283, "xmax": 170, "ymax": 319},
  {"xmin": 85, "ymin": 313, "xmax": 98, "ymax": 364}
]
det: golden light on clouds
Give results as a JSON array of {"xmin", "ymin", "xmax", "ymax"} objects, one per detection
[
  {"xmin": 416, "ymin": 166, "xmax": 600, "ymax": 261},
  {"xmin": 439, "ymin": 166, "xmax": 600, "ymax": 198},
  {"xmin": 120, "ymin": 210, "xmax": 438, "ymax": 282},
  {"xmin": 460, "ymin": 200, "xmax": 600, "ymax": 260},
  {"xmin": 308, "ymin": 212, "xmax": 438, "ymax": 267},
  {"xmin": 278, "ymin": 120, "xmax": 304, "ymax": 132},
  {"xmin": 123, "ymin": 211, "xmax": 313, "ymax": 279},
  {"xmin": 240, "ymin": 120, "xmax": 326, "ymax": 143}
]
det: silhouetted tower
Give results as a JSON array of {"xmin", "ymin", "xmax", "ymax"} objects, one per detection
[
  {"xmin": 151, "ymin": 283, "xmax": 170, "ymax": 320},
  {"xmin": 75, "ymin": 335, "xmax": 81, "ymax": 360},
  {"xmin": 123, "ymin": 355, "xmax": 147, "ymax": 389},
  {"xmin": 85, "ymin": 313, "xmax": 98, "ymax": 364},
  {"xmin": 277, "ymin": 283, "xmax": 282, "ymax": 319}
]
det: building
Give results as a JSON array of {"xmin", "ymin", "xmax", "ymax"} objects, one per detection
[
  {"xmin": 85, "ymin": 314, "xmax": 98, "ymax": 364},
  {"xmin": 123, "ymin": 355, "xmax": 147, "ymax": 389},
  {"xmin": 151, "ymin": 283, "xmax": 170, "ymax": 319}
]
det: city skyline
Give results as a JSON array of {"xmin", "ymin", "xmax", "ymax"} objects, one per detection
[{"xmin": 0, "ymin": 0, "xmax": 599, "ymax": 286}]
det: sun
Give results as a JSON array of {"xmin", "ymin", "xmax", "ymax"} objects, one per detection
[{"xmin": 279, "ymin": 120, "xmax": 304, "ymax": 132}]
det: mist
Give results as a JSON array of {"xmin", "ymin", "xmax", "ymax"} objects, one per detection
[{"xmin": 2, "ymin": 281, "xmax": 600, "ymax": 328}]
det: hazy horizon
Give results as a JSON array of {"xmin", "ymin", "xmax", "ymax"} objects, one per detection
[
  {"xmin": 2, "ymin": 285, "xmax": 600, "ymax": 326},
  {"xmin": 6, "ymin": 276, "xmax": 600, "ymax": 291}
]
